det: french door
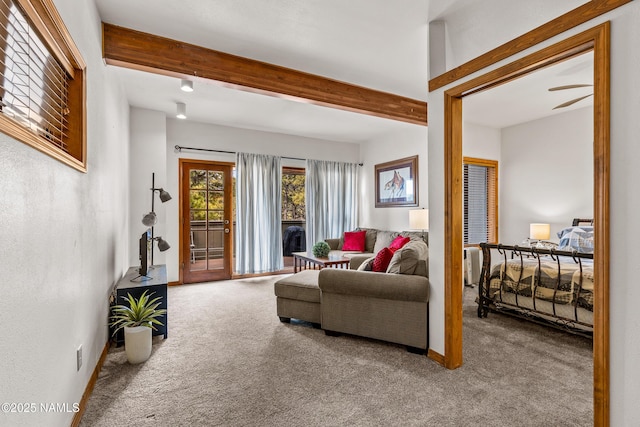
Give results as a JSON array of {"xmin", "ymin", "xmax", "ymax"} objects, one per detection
[{"xmin": 180, "ymin": 160, "xmax": 234, "ymax": 283}]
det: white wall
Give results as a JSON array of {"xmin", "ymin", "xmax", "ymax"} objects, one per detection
[
  {"xmin": 500, "ymin": 107, "xmax": 592, "ymax": 243},
  {"xmin": 0, "ymin": 1, "xmax": 130, "ymax": 425},
  {"xmin": 463, "ymin": 121, "xmax": 501, "ymax": 160},
  {"xmin": 128, "ymin": 112, "xmax": 428, "ymax": 283},
  {"xmin": 435, "ymin": 0, "xmax": 586, "ymax": 68},
  {"xmin": 428, "ymin": 2, "xmax": 640, "ymax": 425},
  {"xmin": 129, "ymin": 108, "xmax": 168, "ymax": 267},
  {"xmin": 358, "ymin": 126, "xmax": 428, "ymax": 231},
  {"xmin": 158, "ymin": 118, "xmax": 360, "ymax": 282}
]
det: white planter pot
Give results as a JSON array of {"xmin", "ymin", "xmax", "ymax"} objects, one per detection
[{"xmin": 124, "ymin": 326, "xmax": 152, "ymax": 364}]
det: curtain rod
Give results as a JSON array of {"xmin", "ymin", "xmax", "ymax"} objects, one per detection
[{"xmin": 174, "ymin": 145, "xmax": 363, "ymax": 166}]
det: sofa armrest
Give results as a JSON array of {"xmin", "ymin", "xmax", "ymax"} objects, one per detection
[
  {"xmin": 325, "ymin": 238, "xmax": 341, "ymax": 250},
  {"xmin": 318, "ymin": 269, "xmax": 429, "ymax": 302}
]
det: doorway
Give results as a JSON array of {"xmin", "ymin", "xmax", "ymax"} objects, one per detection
[
  {"xmin": 180, "ymin": 159, "xmax": 234, "ymax": 283},
  {"xmin": 442, "ymin": 22, "xmax": 610, "ymax": 423}
]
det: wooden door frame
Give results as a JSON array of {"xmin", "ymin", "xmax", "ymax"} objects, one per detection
[
  {"xmin": 178, "ymin": 158, "xmax": 235, "ymax": 284},
  {"xmin": 443, "ymin": 23, "xmax": 610, "ymax": 425}
]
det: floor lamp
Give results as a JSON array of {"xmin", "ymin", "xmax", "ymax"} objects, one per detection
[{"xmin": 141, "ymin": 173, "xmax": 172, "ymax": 266}]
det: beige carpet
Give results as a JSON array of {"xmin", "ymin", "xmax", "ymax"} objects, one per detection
[{"xmin": 80, "ymin": 276, "xmax": 592, "ymax": 426}]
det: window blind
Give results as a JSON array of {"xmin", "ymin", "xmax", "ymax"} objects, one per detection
[
  {"xmin": 464, "ymin": 161, "xmax": 497, "ymax": 245},
  {"xmin": 0, "ymin": 0, "xmax": 70, "ymax": 152}
]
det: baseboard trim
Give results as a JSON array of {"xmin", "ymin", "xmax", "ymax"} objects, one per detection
[
  {"xmin": 71, "ymin": 341, "xmax": 109, "ymax": 427},
  {"xmin": 427, "ymin": 348, "xmax": 445, "ymax": 366},
  {"xmin": 168, "ymin": 280, "xmax": 182, "ymax": 286}
]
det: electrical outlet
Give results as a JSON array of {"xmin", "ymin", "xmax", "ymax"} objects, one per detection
[{"xmin": 76, "ymin": 345, "xmax": 82, "ymax": 371}]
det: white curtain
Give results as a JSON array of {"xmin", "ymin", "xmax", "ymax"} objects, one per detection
[
  {"xmin": 235, "ymin": 153, "xmax": 283, "ymax": 274},
  {"xmin": 305, "ymin": 159, "xmax": 359, "ymax": 249}
]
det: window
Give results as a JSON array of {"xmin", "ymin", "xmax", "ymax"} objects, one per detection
[
  {"xmin": 463, "ymin": 157, "xmax": 498, "ymax": 245},
  {"xmin": 0, "ymin": 0, "xmax": 86, "ymax": 171},
  {"xmin": 282, "ymin": 167, "xmax": 305, "ymax": 221}
]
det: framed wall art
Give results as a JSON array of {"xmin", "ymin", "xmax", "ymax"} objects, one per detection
[{"xmin": 375, "ymin": 155, "xmax": 418, "ymax": 208}]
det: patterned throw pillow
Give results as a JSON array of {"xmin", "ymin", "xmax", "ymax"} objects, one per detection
[
  {"xmin": 372, "ymin": 247, "xmax": 395, "ymax": 272},
  {"xmin": 342, "ymin": 230, "xmax": 367, "ymax": 251}
]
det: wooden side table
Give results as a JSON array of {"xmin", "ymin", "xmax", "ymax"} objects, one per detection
[
  {"xmin": 292, "ymin": 252, "xmax": 350, "ymax": 273},
  {"xmin": 110, "ymin": 264, "xmax": 168, "ymax": 346}
]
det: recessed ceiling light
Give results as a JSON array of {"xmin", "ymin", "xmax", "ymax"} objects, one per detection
[
  {"xmin": 176, "ymin": 102, "xmax": 187, "ymax": 119},
  {"xmin": 180, "ymin": 79, "xmax": 193, "ymax": 92}
]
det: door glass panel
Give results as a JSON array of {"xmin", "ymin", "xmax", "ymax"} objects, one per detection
[
  {"xmin": 190, "ymin": 230, "xmax": 207, "ymax": 271},
  {"xmin": 190, "ymin": 190, "xmax": 207, "ymax": 209},
  {"xmin": 208, "ymin": 171, "xmax": 224, "ymax": 190},
  {"xmin": 209, "ymin": 211, "xmax": 223, "ymax": 221},
  {"xmin": 189, "ymin": 168, "xmax": 226, "ymax": 274}
]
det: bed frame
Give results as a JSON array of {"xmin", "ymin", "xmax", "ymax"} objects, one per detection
[{"xmin": 477, "ymin": 242, "xmax": 594, "ymax": 337}]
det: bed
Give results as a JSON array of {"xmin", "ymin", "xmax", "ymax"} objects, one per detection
[{"xmin": 477, "ymin": 219, "xmax": 594, "ymax": 337}]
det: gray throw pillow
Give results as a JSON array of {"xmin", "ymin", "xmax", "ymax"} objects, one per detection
[
  {"xmin": 356, "ymin": 256, "xmax": 375, "ymax": 271},
  {"xmin": 373, "ymin": 230, "xmax": 399, "ymax": 254},
  {"xmin": 386, "ymin": 240, "xmax": 428, "ymax": 275}
]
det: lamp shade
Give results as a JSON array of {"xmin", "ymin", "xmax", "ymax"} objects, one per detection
[
  {"xmin": 409, "ymin": 208, "xmax": 429, "ymax": 230},
  {"xmin": 156, "ymin": 237, "xmax": 170, "ymax": 252},
  {"xmin": 158, "ymin": 188, "xmax": 172, "ymax": 202},
  {"xmin": 142, "ymin": 212, "xmax": 157, "ymax": 227},
  {"xmin": 529, "ymin": 223, "xmax": 550, "ymax": 240}
]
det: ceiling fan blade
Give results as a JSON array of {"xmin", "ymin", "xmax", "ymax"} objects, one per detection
[
  {"xmin": 552, "ymin": 94, "xmax": 593, "ymax": 110},
  {"xmin": 548, "ymin": 84, "xmax": 593, "ymax": 91}
]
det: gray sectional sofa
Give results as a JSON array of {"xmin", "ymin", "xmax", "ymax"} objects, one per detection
[{"xmin": 274, "ymin": 228, "xmax": 430, "ymax": 352}]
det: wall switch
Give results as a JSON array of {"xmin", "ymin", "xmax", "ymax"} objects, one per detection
[{"xmin": 77, "ymin": 345, "xmax": 82, "ymax": 371}]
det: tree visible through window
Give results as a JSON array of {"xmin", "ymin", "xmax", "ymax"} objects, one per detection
[
  {"xmin": 463, "ymin": 157, "xmax": 498, "ymax": 245},
  {"xmin": 282, "ymin": 167, "xmax": 305, "ymax": 220}
]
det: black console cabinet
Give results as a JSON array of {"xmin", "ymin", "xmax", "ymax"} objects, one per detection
[{"xmin": 111, "ymin": 264, "xmax": 168, "ymax": 345}]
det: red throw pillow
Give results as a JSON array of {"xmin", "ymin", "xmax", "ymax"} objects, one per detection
[
  {"xmin": 388, "ymin": 235, "xmax": 410, "ymax": 252},
  {"xmin": 342, "ymin": 230, "xmax": 367, "ymax": 251},
  {"xmin": 372, "ymin": 247, "xmax": 395, "ymax": 272}
]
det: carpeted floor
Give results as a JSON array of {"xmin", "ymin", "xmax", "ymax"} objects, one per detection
[{"xmin": 80, "ymin": 276, "xmax": 593, "ymax": 426}]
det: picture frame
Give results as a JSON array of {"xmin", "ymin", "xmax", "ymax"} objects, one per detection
[{"xmin": 375, "ymin": 155, "xmax": 419, "ymax": 208}]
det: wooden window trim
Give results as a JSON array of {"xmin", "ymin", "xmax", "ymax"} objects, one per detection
[
  {"xmin": 2, "ymin": 0, "xmax": 86, "ymax": 172},
  {"xmin": 463, "ymin": 157, "xmax": 498, "ymax": 245}
]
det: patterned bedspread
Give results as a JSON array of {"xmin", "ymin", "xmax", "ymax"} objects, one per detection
[{"xmin": 488, "ymin": 256, "xmax": 594, "ymax": 311}]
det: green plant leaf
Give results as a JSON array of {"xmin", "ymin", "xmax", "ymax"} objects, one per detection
[{"xmin": 109, "ymin": 290, "xmax": 166, "ymax": 335}]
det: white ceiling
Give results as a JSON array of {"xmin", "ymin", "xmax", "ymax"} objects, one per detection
[
  {"xmin": 93, "ymin": 0, "xmax": 593, "ymax": 140},
  {"xmin": 464, "ymin": 51, "xmax": 594, "ymax": 129}
]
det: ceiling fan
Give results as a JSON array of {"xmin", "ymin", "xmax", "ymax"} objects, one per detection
[{"xmin": 548, "ymin": 84, "xmax": 593, "ymax": 110}]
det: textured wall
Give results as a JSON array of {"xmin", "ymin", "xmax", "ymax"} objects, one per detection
[{"xmin": 0, "ymin": 0, "xmax": 130, "ymax": 425}]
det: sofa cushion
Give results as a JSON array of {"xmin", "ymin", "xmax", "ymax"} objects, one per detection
[
  {"xmin": 356, "ymin": 227, "xmax": 378, "ymax": 253},
  {"xmin": 373, "ymin": 230, "xmax": 399, "ymax": 254},
  {"xmin": 372, "ymin": 247, "xmax": 394, "ymax": 272},
  {"xmin": 386, "ymin": 240, "xmax": 428, "ymax": 275},
  {"xmin": 274, "ymin": 270, "xmax": 321, "ymax": 303},
  {"xmin": 342, "ymin": 230, "xmax": 367, "ymax": 251}
]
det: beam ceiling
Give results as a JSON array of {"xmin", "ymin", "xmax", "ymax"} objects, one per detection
[{"xmin": 102, "ymin": 23, "xmax": 427, "ymax": 126}]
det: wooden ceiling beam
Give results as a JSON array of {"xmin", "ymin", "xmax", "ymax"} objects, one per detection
[{"xmin": 102, "ymin": 23, "xmax": 427, "ymax": 126}]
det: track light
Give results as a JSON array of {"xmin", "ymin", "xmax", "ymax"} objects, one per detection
[
  {"xmin": 176, "ymin": 102, "xmax": 187, "ymax": 119},
  {"xmin": 180, "ymin": 79, "xmax": 193, "ymax": 92}
]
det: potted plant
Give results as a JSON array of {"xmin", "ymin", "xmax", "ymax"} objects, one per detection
[
  {"xmin": 312, "ymin": 241, "xmax": 331, "ymax": 258},
  {"xmin": 110, "ymin": 290, "xmax": 167, "ymax": 364}
]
